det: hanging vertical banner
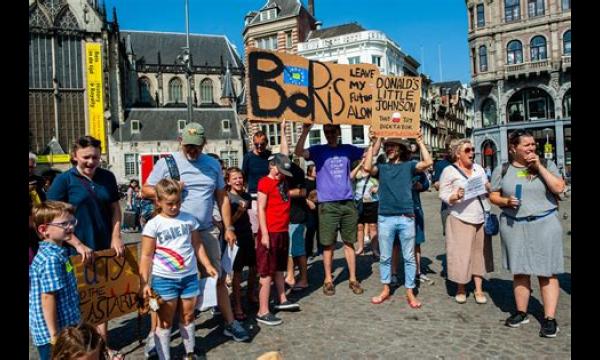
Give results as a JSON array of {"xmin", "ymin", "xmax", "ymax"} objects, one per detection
[
  {"xmin": 86, "ymin": 42, "xmax": 106, "ymax": 153},
  {"xmin": 371, "ymin": 76, "xmax": 422, "ymax": 138}
]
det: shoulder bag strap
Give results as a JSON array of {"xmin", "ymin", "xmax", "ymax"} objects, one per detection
[
  {"xmin": 360, "ymin": 173, "xmax": 371, "ymax": 198},
  {"xmin": 164, "ymin": 154, "xmax": 180, "ymax": 181},
  {"xmin": 451, "ymin": 164, "xmax": 486, "ymax": 213}
]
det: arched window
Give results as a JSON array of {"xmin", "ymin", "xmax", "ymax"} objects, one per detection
[
  {"xmin": 506, "ymin": 87, "xmax": 555, "ymax": 122},
  {"xmin": 138, "ymin": 77, "xmax": 152, "ymax": 104},
  {"xmin": 507, "ymin": 40, "xmax": 523, "ymax": 64},
  {"xmin": 481, "ymin": 98, "xmax": 497, "ymax": 127},
  {"xmin": 505, "ymin": 0, "xmax": 521, "ymax": 22},
  {"xmin": 479, "ymin": 46, "xmax": 488, "ymax": 72},
  {"xmin": 530, "ymin": 36, "xmax": 547, "ymax": 61},
  {"xmin": 563, "ymin": 88, "xmax": 571, "ymax": 118},
  {"xmin": 563, "ymin": 30, "xmax": 571, "ymax": 55},
  {"xmin": 481, "ymin": 140, "xmax": 498, "ymax": 170},
  {"xmin": 169, "ymin": 78, "xmax": 183, "ymax": 103},
  {"xmin": 200, "ymin": 79, "xmax": 213, "ymax": 103}
]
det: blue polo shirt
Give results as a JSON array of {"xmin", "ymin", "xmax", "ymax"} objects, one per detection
[
  {"xmin": 29, "ymin": 242, "xmax": 81, "ymax": 346},
  {"xmin": 47, "ymin": 167, "xmax": 119, "ymax": 254}
]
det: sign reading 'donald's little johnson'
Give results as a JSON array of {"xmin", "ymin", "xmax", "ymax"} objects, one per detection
[
  {"xmin": 246, "ymin": 48, "xmax": 380, "ymax": 125},
  {"xmin": 371, "ymin": 75, "xmax": 422, "ymax": 138}
]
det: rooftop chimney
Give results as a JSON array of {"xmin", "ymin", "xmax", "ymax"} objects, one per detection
[{"xmin": 308, "ymin": 0, "xmax": 315, "ymax": 17}]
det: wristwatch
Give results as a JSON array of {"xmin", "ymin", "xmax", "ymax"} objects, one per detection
[{"xmin": 226, "ymin": 226, "xmax": 235, "ymax": 232}]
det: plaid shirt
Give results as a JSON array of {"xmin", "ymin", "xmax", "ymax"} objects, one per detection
[{"xmin": 29, "ymin": 242, "xmax": 80, "ymax": 346}]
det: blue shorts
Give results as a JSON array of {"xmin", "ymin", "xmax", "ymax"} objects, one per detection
[
  {"xmin": 151, "ymin": 273, "xmax": 199, "ymax": 301},
  {"xmin": 289, "ymin": 223, "xmax": 306, "ymax": 257}
]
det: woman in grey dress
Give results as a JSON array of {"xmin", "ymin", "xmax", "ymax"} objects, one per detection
[{"xmin": 489, "ymin": 129, "xmax": 566, "ymax": 338}]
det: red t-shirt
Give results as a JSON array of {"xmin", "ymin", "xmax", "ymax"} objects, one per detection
[{"xmin": 257, "ymin": 176, "xmax": 290, "ymax": 233}]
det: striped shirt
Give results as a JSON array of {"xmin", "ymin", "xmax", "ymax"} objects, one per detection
[{"xmin": 29, "ymin": 242, "xmax": 80, "ymax": 346}]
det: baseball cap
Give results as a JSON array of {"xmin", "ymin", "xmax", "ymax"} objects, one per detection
[
  {"xmin": 268, "ymin": 153, "xmax": 293, "ymax": 177},
  {"xmin": 181, "ymin": 122, "xmax": 206, "ymax": 146}
]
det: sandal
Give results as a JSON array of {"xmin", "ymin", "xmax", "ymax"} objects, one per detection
[
  {"xmin": 349, "ymin": 281, "xmax": 364, "ymax": 295},
  {"xmin": 323, "ymin": 281, "xmax": 335, "ymax": 296},
  {"xmin": 371, "ymin": 293, "xmax": 390, "ymax": 305},
  {"xmin": 406, "ymin": 295, "xmax": 422, "ymax": 309},
  {"xmin": 106, "ymin": 349, "xmax": 125, "ymax": 360}
]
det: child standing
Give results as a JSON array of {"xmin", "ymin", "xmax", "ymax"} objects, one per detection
[
  {"xmin": 29, "ymin": 201, "xmax": 81, "ymax": 360},
  {"xmin": 139, "ymin": 179, "xmax": 217, "ymax": 360},
  {"xmin": 225, "ymin": 167, "xmax": 258, "ymax": 321},
  {"xmin": 255, "ymin": 120, "xmax": 300, "ymax": 326}
]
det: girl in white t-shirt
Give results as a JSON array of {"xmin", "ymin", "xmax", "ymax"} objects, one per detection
[{"xmin": 139, "ymin": 179, "xmax": 217, "ymax": 360}]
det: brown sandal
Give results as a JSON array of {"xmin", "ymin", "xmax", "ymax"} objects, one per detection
[
  {"xmin": 322, "ymin": 281, "xmax": 335, "ymax": 296},
  {"xmin": 349, "ymin": 281, "xmax": 364, "ymax": 295}
]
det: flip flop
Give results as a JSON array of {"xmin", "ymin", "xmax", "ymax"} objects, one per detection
[
  {"xmin": 291, "ymin": 285, "xmax": 309, "ymax": 292},
  {"xmin": 106, "ymin": 349, "xmax": 124, "ymax": 360},
  {"xmin": 371, "ymin": 293, "xmax": 390, "ymax": 305}
]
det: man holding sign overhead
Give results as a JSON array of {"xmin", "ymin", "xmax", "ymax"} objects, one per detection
[{"xmin": 295, "ymin": 123, "xmax": 367, "ymax": 296}]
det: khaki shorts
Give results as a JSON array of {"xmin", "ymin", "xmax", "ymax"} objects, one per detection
[
  {"xmin": 197, "ymin": 226, "xmax": 222, "ymax": 278},
  {"xmin": 318, "ymin": 200, "xmax": 358, "ymax": 247}
]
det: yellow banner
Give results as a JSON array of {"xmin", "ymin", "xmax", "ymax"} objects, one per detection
[
  {"xmin": 85, "ymin": 43, "xmax": 106, "ymax": 153},
  {"xmin": 37, "ymin": 154, "xmax": 71, "ymax": 164}
]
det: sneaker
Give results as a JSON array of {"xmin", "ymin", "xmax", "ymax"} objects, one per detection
[
  {"xmin": 223, "ymin": 320, "xmax": 250, "ymax": 342},
  {"xmin": 256, "ymin": 312, "xmax": 283, "ymax": 326},
  {"xmin": 390, "ymin": 275, "xmax": 399, "ymax": 287},
  {"xmin": 539, "ymin": 317, "xmax": 560, "ymax": 338},
  {"xmin": 273, "ymin": 300, "xmax": 300, "ymax": 311},
  {"xmin": 211, "ymin": 306, "xmax": 221, "ymax": 317},
  {"xmin": 144, "ymin": 332, "xmax": 157, "ymax": 359},
  {"xmin": 505, "ymin": 311, "xmax": 530, "ymax": 328},
  {"xmin": 418, "ymin": 273, "xmax": 435, "ymax": 285}
]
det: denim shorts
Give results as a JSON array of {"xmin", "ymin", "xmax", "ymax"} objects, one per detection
[
  {"xmin": 289, "ymin": 223, "xmax": 306, "ymax": 257},
  {"xmin": 151, "ymin": 273, "xmax": 199, "ymax": 301}
]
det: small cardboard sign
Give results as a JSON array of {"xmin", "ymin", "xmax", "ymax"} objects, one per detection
[
  {"xmin": 246, "ymin": 48, "xmax": 379, "ymax": 125},
  {"xmin": 70, "ymin": 245, "xmax": 140, "ymax": 325},
  {"xmin": 371, "ymin": 76, "xmax": 422, "ymax": 138}
]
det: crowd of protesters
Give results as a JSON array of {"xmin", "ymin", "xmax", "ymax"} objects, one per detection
[{"xmin": 28, "ymin": 125, "xmax": 567, "ymax": 359}]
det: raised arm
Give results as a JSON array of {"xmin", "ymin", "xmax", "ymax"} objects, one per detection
[
  {"xmin": 280, "ymin": 119, "xmax": 289, "ymax": 156},
  {"xmin": 364, "ymin": 135, "xmax": 379, "ymax": 177},
  {"xmin": 415, "ymin": 130, "xmax": 433, "ymax": 172},
  {"xmin": 295, "ymin": 123, "xmax": 312, "ymax": 159}
]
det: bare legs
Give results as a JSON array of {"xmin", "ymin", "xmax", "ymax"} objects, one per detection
[{"xmin": 514, "ymin": 274, "xmax": 559, "ymax": 318}]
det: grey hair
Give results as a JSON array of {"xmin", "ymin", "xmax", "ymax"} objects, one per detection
[
  {"xmin": 29, "ymin": 152, "xmax": 37, "ymax": 163},
  {"xmin": 449, "ymin": 138, "xmax": 472, "ymax": 162}
]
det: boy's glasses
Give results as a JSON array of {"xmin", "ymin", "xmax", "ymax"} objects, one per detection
[{"xmin": 47, "ymin": 218, "xmax": 78, "ymax": 229}]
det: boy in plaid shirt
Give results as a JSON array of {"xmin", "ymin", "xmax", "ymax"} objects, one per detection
[{"xmin": 29, "ymin": 201, "xmax": 81, "ymax": 360}]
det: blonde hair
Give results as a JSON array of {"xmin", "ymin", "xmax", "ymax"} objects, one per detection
[
  {"xmin": 32, "ymin": 201, "xmax": 75, "ymax": 229},
  {"xmin": 449, "ymin": 138, "xmax": 472, "ymax": 162},
  {"xmin": 152, "ymin": 178, "xmax": 183, "ymax": 217}
]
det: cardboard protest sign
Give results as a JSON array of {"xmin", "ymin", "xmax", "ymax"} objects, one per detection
[
  {"xmin": 371, "ymin": 76, "xmax": 422, "ymax": 138},
  {"xmin": 70, "ymin": 245, "xmax": 140, "ymax": 325},
  {"xmin": 246, "ymin": 48, "xmax": 379, "ymax": 125}
]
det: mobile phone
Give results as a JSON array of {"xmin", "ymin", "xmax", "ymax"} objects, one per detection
[{"xmin": 515, "ymin": 184, "xmax": 522, "ymax": 201}]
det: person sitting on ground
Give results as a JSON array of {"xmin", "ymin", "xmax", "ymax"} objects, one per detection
[
  {"xmin": 51, "ymin": 322, "xmax": 108, "ymax": 360},
  {"xmin": 30, "ymin": 201, "xmax": 81, "ymax": 360}
]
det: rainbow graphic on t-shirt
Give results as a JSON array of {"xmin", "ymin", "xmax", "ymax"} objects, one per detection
[{"xmin": 155, "ymin": 246, "xmax": 186, "ymax": 272}]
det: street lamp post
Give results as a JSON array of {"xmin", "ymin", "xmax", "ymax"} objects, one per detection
[{"xmin": 180, "ymin": 0, "xmax": 193, "ymax": 124}]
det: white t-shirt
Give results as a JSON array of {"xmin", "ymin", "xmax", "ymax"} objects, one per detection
[
  {"xmin": 142, "ymin": 211, "xmax": 200, "ymax": 279},
  {"xmin": 439, "ymin": 163, "xmax": 490, "ymax": 225}
]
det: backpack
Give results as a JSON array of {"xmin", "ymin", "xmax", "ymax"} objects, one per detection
[{"xmin": 140, "ymin": 154, "xmax": 180, "ymax": 221}]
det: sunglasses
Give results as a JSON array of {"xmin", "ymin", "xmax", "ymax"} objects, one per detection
[
  {"xmin": 254, "ymin": 142, "xmax": 267, "ymax": 148},
  {"xmin": 463, "ymin": 147, "xmax": 475, "ymax": 154},
  {"xmin": 47, "ymin": 218, "xmax": 78, "ymax": 230}
]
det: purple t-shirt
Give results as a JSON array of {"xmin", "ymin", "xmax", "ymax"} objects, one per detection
[{"xmin": 308, "ymin": 144, "xmax": 364, "ymax": 202}]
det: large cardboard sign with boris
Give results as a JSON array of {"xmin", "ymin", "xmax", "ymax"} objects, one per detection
[
  {"xmin": 371, "ymin": 75, "xmax": 422, "ymax": 138},
  {"xmin": 246, "ymin": 48, "xmax": 379, "ymax": 125}
]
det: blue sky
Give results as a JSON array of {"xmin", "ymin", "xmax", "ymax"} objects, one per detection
[{"xmin": 105, "ymin": 0, "xmax": 470, "ymax": 84}]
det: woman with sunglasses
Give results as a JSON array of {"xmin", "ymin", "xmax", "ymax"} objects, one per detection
[
  {"xmin": 47, "ymin": 135, "xmax": 125, "ymax": 360},
  {"xmin": 439, "ymin": 139, "xmax": 494, "ymax": 305},
  {"xmin": 489, "ymin": 130, "xmax": 565, "ymax": 338}
]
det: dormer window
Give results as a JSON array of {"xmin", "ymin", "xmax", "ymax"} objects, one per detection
[
  {"xmin": 222, "ymin": 119, "xmax": 231, "ymax": 132},
  {"xmin": 178, "ymin": 120, "xmax": 186, "ymax": 133},
  {"xmin": 260, "ymin": 8, "xmax": 277, "ymax": 21},
  {"xmin": 131, "ymin": 120, "xmax": 140, "ymax": 134}
]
